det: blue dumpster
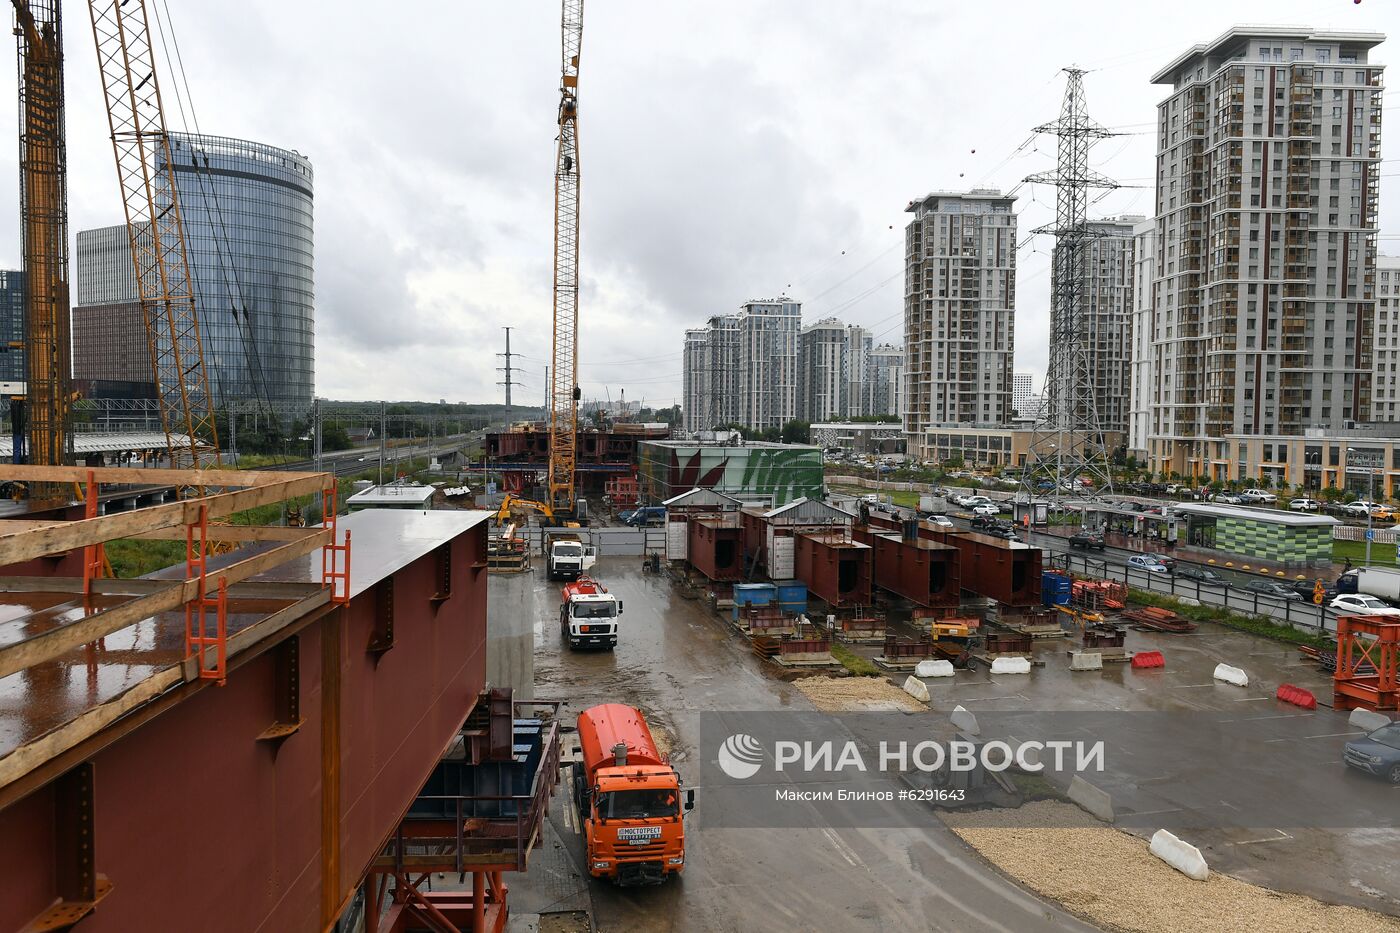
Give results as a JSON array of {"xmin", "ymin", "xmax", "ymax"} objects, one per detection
[{"xmin": 1041, "ymin": 572, "xmax": 1072, "ymax": 607}]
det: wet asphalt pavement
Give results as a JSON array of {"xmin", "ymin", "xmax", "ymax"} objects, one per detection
[{"xmin": 492, "ymin": 557, "xmax": 1097, "ymax": 933}]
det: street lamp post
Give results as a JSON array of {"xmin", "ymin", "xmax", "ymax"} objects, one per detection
[{"xmin": 1347, "ymin": 447, "xmax": 1376, "ymax": 567}]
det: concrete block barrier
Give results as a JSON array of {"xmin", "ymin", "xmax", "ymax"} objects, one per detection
[
  {"xmin": 1212, "ymin": 663, "xmax": 1249, "ymax": 687},
  {"xmin": 1149, "ymin": 829, "xmax": 1209, "ymax": 881},
  {"xmin": 1069, "ymin": 651, "xmax": 1103, "ymax": 671},
  {"xmin": 902, "ymin": 675, "xmax": 930, "ymax": 703},
  {"xmin": 991, "ymin": 656, "xmax": 1031, "ymax": 675},
  {"xmin": 1349, "ymin": 708, "xmax": 1393, "ymax": 732},
  {"xmin": 1067, "ymin": 775, "xmax": 1114, "ymax": 822},
  {"xmin": 950, "ymin": 705, "xmax": 979, "ymax": 735},
  {"xmin": 915, "ymin": 659, "xmax": 955, "ymax": 678}
]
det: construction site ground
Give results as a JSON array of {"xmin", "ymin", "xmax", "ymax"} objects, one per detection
[{"xmin": 493, "ymin": 556, "xmax": 1399, "ymax": 931}]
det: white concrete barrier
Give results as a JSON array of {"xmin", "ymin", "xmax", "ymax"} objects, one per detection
[
  {"xmin": 902, "ymin": 675, "xmax": 930, "ymax": 703},
  {"xmin": 950, "ymin": 705, "xmax": 979, "ymax": 735},
  {"xmin": 1067, "ymin": 775, "xmax": 1114, "ymax": 822},
  {"xmin": 1149, "ymin": 829, "xmax": 1209, "ymax": 881},
  {"xmin": 915, "ymin": 659, "xmax": 955, "ymax": 678},
  {"xmin": 991, "ymin": 656, "xmax": 1032, "ymax": 675},
  {"xmin": 1212, "ymin": 663, "xmax": 1249, "ymax": 687},
  {"xmin": 1069, "ymin": 651, "xmax": 1103, "ymax": 671},
  {"xmin": 1349, "ymin": 708, "xmax": 1393, "ymax": 733}
]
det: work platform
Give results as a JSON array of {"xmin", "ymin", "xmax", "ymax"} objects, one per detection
[{"xmin": 0, "ymin": 464, "xmax": 505, "ymax": 932}]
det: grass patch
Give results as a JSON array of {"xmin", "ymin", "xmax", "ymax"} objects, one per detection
[
  {"xmin": 1126, "ymin": 588, "xmax": 1333, "ymax": 650},
  {"xmin": 830, "ymin": 642, "xmax": 880, "ymax": 676},
  {"xmin": 1332, "ymin": 538, "xmax": 1397, "ymax": 568},
  {"xmin": 106, "ymin": 539, "xmax": 186, "ymax": 578},
  {"xmin": 1008, "ymin": 772, "xmax": 1065, "ymax": 802}
]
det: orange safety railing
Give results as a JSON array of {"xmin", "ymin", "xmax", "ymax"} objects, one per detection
[
  {"xmin": 184, "ymin": 504, "xmax": 230, "ymax": 684},
  {"xmin": 321, "ymin": 482, "xmax": 352, "ymax": 603}
]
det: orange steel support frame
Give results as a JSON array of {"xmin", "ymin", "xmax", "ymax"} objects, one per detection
[
  {"xmin": 86, "ymin": 0, "xmax": 221, "ymax": 476},
  {"xmin": 1334, "ymin": 615, "xmax": 1400, "ymax": 712}
]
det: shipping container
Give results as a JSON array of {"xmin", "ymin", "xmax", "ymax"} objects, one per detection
[{"xmin": 772, "ymin": 580, "xmax": 808, "ymax": 615}]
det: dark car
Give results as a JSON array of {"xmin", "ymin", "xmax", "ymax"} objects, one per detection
[
  {"xmin": 1242, "ymin": 580, "xmax": 1303, "ymax": 601},
  {"xmin": 1176, "ymin": 566, "xmax": 1226, "ymax": 586},
  {"xmin": 1290, "ymin": 578, "xmax": 1338, "ymax": 602},
  {"xmin": 1068, "ymin": 532, "xmax": 1106, "ymax": 550},
  {"xmin": 1343, "ymin": 723, "xmax": 1400, "ymax": 784}
]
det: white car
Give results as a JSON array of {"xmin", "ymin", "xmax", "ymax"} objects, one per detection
[
  {"xmin": 1328, "ymin": 594, "xmax": 1400, "ymax": 617},
  {"xmin": 972, "ymin": 504, "xmax": 1000, "ymax": 516},
  {"xmin": 1240, "ymin": 490, "xmax": 1277, "ymax": 504},
  {"xmin": 928, "ymin": 515, "xmax": 955, "ymax": 528},
  {"xmin": 1342, "ymin": 502, "xmax": 1373, "ymax": 517},
  {"xmin": 1289, "ymin": 498, "xmax": 1319, "ymax": 512},
  {"xmin": 1127, "ymin": 554, "xmax": 1169, "ymax": 573}
]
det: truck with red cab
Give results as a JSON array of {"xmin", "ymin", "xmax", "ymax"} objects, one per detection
[
  {"xmin": 575, "ymin": 704, "xmax": 692, "ymax": 885},
  {"xmin": 560, "ymin": 576, "xmax": 623, "ymax": 649}
]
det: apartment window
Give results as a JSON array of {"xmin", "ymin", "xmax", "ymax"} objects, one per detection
[
  {"xmin": 1357, "ymin": 71, "xmax": 1366, "ymax": 84},
  {"xmin": 1317, "ymin": 49, "xmax": 1331, "ymax": 63},
  {"xmin": 1334, "ymin": 70, "xmax": 1343, "ymax": 83}
]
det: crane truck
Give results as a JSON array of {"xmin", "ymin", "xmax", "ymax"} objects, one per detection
[
  {"xmin": 575, "ymin": 704, "xmax": 693, "ymax": 886},
  {"xmin": 561, "ymin": 576, "xmax": 623, "ymax": 649}
]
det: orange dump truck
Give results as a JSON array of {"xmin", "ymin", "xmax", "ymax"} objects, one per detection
[{"xmin": 575, "ymin": 704, "xmax": 693, "ymax": 885}]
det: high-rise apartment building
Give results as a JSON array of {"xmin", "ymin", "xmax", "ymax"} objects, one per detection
[
  {"xmin": 797, "ymin": 318, "xmax": 847, "ymax": 422},
  {"xmin": 1374, "ymin": 255, "xmax": 1400, "ymax": 420},
  {"xmin": 1055, "ymin": 216, "xmax": 1141, "ymax": 436},
  {"xmin": 681, "ymin": 300, "xmax": 798, "ymax": 432},
  {"xmin": 843, "ymin": 325, "xmax": 872, "ymax": 418},
  {"xmin": 1012, "ymin": 372, "xmax": 1033, "ymax": 416},
  {"xmin": 1145, "ymin": 28, "xmax": 1384, "ymax": 479},
  {"xmin": 903, "ymin": 189, "xmax": 1016, "ymax": 457},
  {"xmin": 74, "ymin": 133, "xmax": 315, "ymax": 411},
  {"xmin": 737, "ymin": 298, "xmax": 800, "ymax": 430},
  {"xmin": 1128, "ymin": 219, "xmax": 1156, "ymax": 458},
  {"xmin": 682, "ymin": 328, "xmax": 709, "ymax": 433},
  {"xmin": 868, "ymin": 344, "xmax": 904, "ymax": 419}
]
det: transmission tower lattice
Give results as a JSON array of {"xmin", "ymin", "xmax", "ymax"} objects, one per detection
[{"xmin": 1018, "ymin": 68, "xmax": 1121, "ymax": 513}]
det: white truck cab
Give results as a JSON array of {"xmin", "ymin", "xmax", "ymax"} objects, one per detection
[{"xmin": 547, "ymin": 533, "xmax": 598, "ymax": 581}]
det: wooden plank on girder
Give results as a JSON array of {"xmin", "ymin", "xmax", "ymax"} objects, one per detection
[
  {"xmin": 0, "ymin": 474, "xmax": 326, "ymax": 566},
  {"xmin": 0, "ymin": 529, "xmax": 330, "ymax": 681}
]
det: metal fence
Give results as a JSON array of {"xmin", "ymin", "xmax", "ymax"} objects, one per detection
[
  {"xmin": 521, "ymin": 526, "xmax": 667, "ymax": 557},
  {"xmin": 1050, "ymin": 552, "xmax": 1340, "ymax": 635}
]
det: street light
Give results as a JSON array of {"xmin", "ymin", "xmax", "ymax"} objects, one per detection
[{"xmin": 1346, "ymin": 447, "xmax": 1376, "ymax": 567}]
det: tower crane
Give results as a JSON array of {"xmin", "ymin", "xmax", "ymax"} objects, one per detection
[
  {"xmin": 12, "ymin": 0, "xmax": 71, "ymax": 472},
  {"xmin": 85, "ymin": 0, "xmax": 221, "ymax": 479},
  {"xmin": 547, "ymin": 0, "xmax": 583, "ymax": 519}
]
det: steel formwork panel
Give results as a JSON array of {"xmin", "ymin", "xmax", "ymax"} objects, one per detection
[
  {"xmin": 794, "ymin": 532, "xmax": 873, "ymax": 608},
  {"xmin": 0, "ymin": 509, "xmax": 493, "ymax": 932},
  {"xmin": 854, "ymin": 525, "xmax": 961, "ymax": 609},
  {"xmin": 924, "ymin": 529, "xmax": 1042, "ymax": 607},
  {"xmin": 687, "ymin": 516, "xmax": 745, "ymax": 582}
]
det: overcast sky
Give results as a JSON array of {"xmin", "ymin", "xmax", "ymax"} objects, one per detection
[{"xmin": 0, "ymin": 1, "xmax": 1394, "ymax": 409}]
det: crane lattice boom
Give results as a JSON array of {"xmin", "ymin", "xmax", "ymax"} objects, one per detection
[
  {"xmin": 86, "ymin": 0, "xmax": 220, "ymax": 473},
  {"xmin": 548, "ymin": 0, "xmax": 583, "ymax": 516}
]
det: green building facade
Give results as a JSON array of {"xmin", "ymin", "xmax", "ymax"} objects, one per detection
[{"xmin": 639, "ymin": 441, "xmax": 822, "ymax": 507}]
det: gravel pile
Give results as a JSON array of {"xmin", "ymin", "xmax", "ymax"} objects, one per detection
[
  {"xmin": 944, "ymin": 801, "xmax": 1400, "ymax": 933},
  {"xmin": 792, "ymin": 675, "xmax": 922, "ymax": 712}
]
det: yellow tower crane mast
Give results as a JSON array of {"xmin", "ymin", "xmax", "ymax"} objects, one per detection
[
  {"xmin": 547, "ymin": 0, "xmax": 583, "ymax": 519},
  {"xmin": 86, "ymin": 0, "xmax": 220, "ymax": 477}
]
